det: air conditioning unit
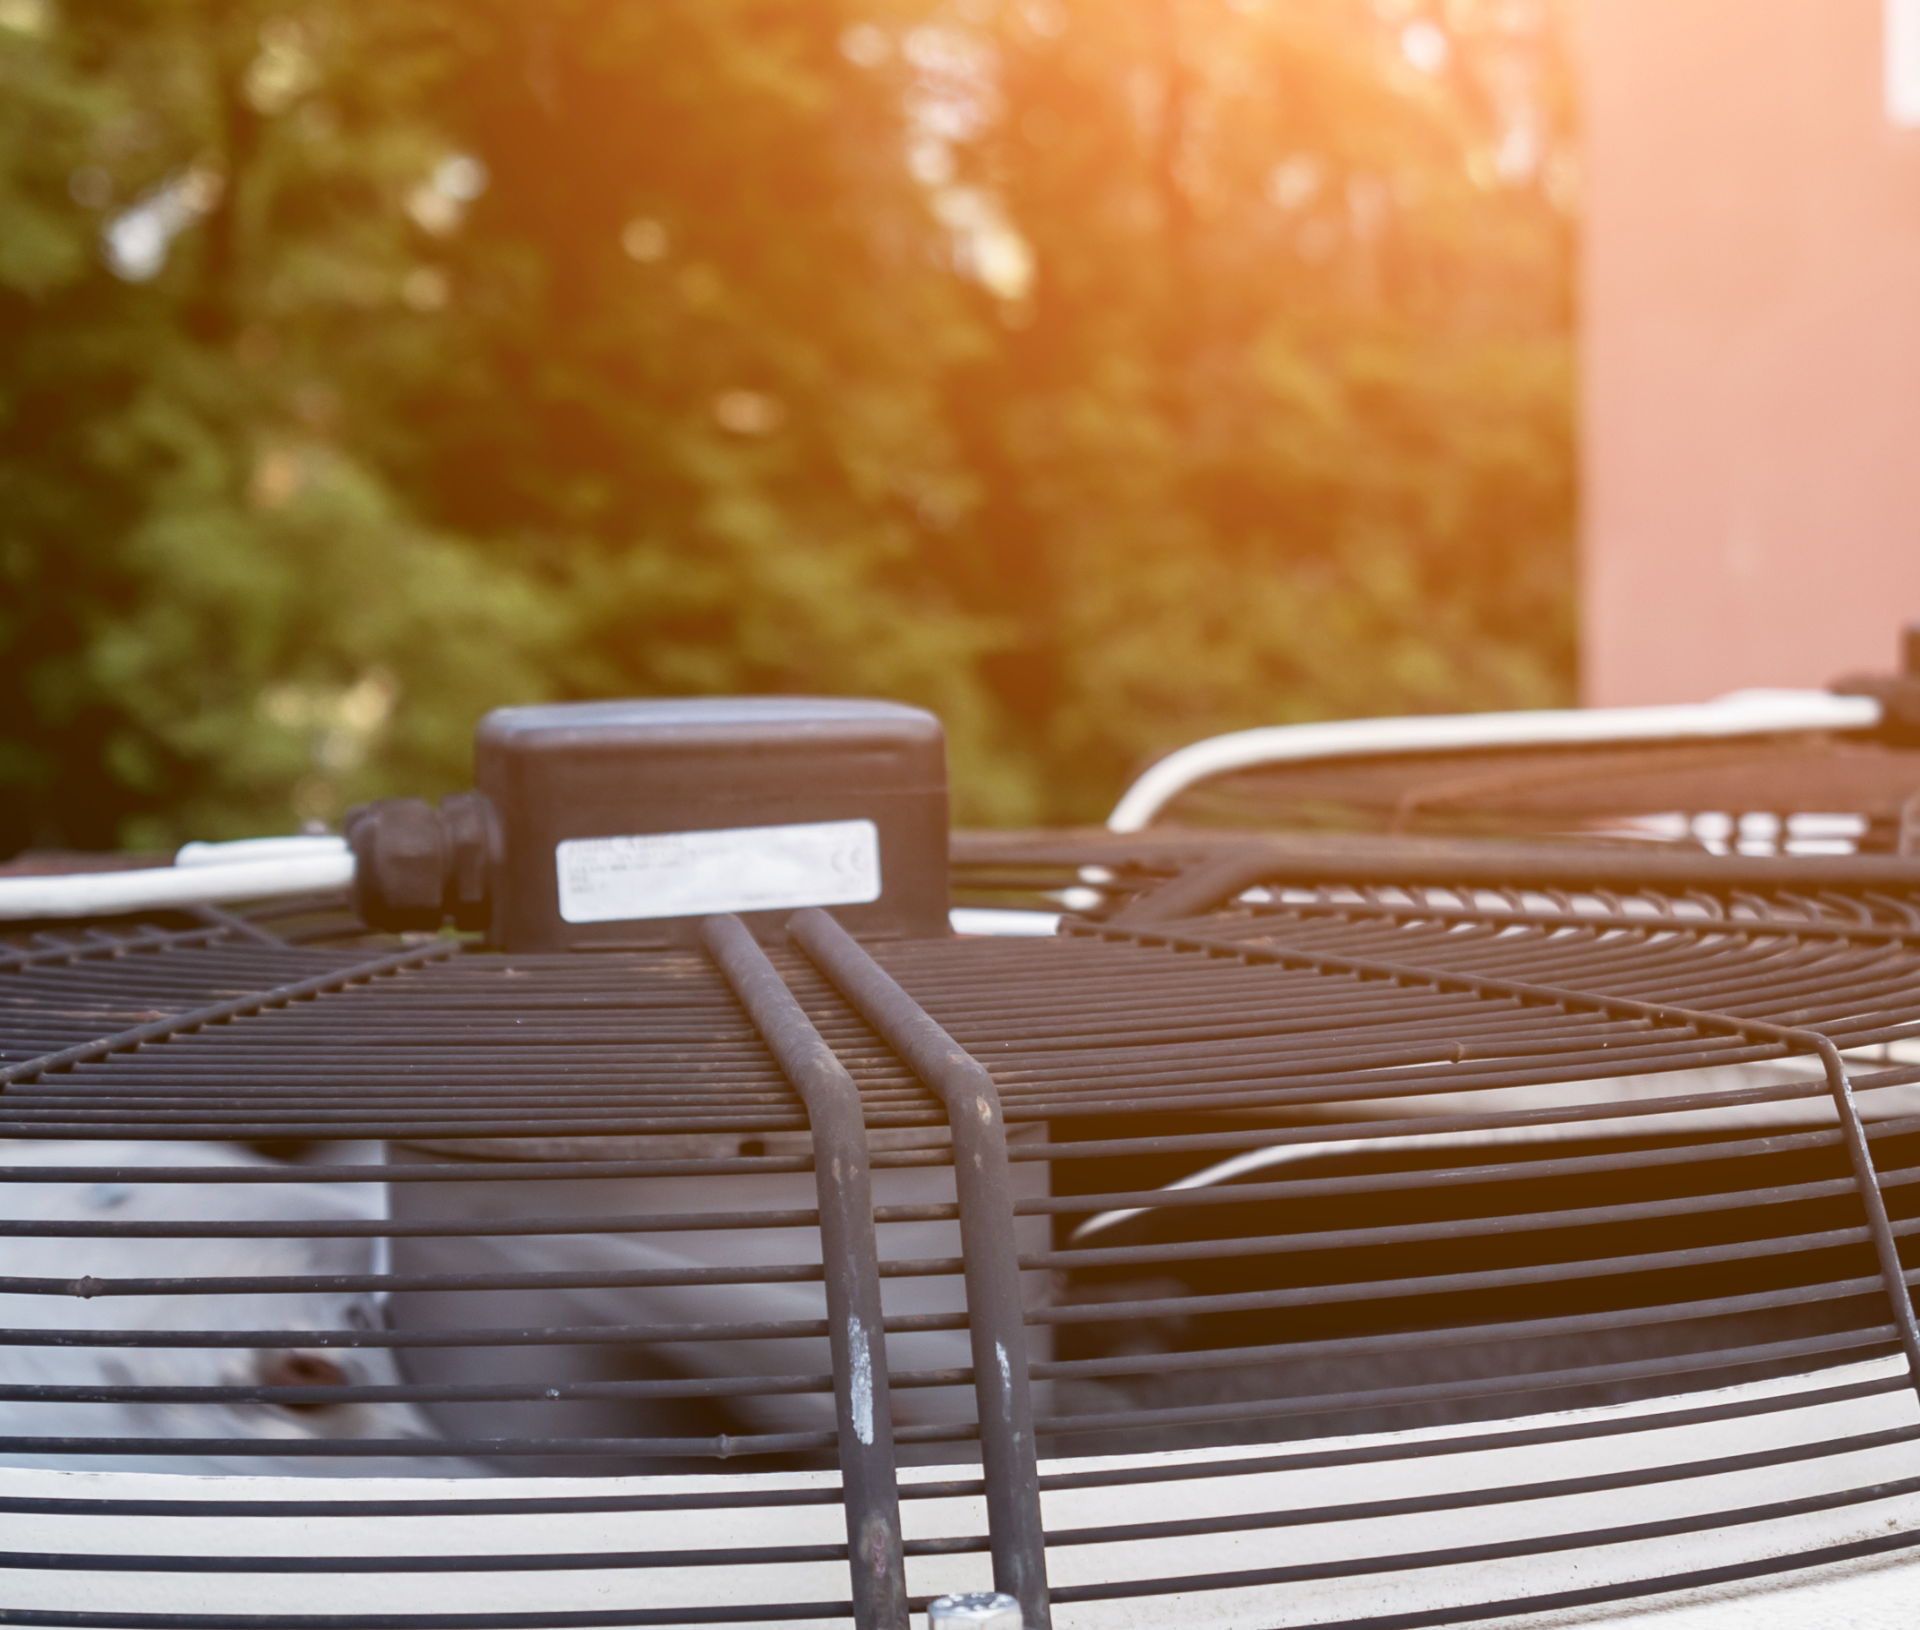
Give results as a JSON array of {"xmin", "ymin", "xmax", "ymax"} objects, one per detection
[{"xmin": 6, "ymin": 685, "xmax": 1920, "ymax": 1628}]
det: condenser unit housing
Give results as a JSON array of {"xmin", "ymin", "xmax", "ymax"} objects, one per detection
[{"xmin": 7, "ymin": 688, "xmax": 1920, "ymax": 1628}]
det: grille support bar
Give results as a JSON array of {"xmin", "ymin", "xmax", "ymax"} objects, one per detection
[
  {"xmin": 0, "ymin": 939, "xmax": 461, "ymax": 1088},
  {"xmin": 0, "ymin": 924, "xmax": 234, "ymax": 974},
  {"xmin": 700, "ymin": 913, "xmax": 909, "ymax": 1630},
  {"xmin": 792, "ymin": 907, "xmax": 1052, "ymax": 1630},
  {"xmin": 1068, "ymin": 917, "xmax": 1920, "ymax": 1408}
]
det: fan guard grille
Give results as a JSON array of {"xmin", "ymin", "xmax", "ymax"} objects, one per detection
[{"xmin": 5, "ymin": 844, "xmax": 1920, "ymax": 1626}]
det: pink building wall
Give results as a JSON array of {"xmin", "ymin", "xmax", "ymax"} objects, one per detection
[{"xmin": 1581, "ymin": 0, "xmax": 1920, "ymax": 704}]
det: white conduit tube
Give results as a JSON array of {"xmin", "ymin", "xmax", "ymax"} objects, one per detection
[
  {"xmin": 0, "ymin": 837, "xmax": 354, "ymax": 921},
  {"xmin": 0, "ymin": 836, "xmax": 1061, "ymax": 935},
  {"xmin": 1105, "ymin": 689, "xmax": 1885, "ymax": 833}
]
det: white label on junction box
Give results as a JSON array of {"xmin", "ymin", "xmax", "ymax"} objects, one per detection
[{"xmin": 555, "ymin": 819, "xmax": 882, "ymax": 924}]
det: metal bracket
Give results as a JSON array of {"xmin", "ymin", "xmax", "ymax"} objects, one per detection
[
  {"xmin": 791, "ymin": 907, "xmax": 1052, "ymax": 1630},
  {"xmin": 701, "ymin": 913, "xmax": 909, "ymax": 1630}
]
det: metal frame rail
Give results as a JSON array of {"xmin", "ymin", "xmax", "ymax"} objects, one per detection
[{"xmin": 951, "ymin": 828, "xmax": 1920, "ymax": 911}]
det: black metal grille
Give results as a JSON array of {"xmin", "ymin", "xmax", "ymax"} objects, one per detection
[{"xmin": 6, "ymin": 847, "xmax": 1920, "ymax": 1626}]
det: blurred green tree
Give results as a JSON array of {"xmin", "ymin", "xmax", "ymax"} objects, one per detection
[
  {"xmin": 925, "ymin": 0, "xmax": 1575, "ymax": 810},
  {"xmin": 0, "ymin": 0, "xmax": 1572, "ymax": 848}
]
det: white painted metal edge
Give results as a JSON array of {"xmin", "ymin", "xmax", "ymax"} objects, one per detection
[
  {"xmin": 1105, "ymin": 690, "xmax": 1885, "ymax": 833},
  {"xmin": 949, "ymin": 907, "xmax": 1062, "ymax": 937},
  {"xmin": 3, "ymin": 1355, "xmax": 1910, "ymax": 1624}
]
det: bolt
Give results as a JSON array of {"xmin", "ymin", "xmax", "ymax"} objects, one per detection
[{"xmin": 929, "ymin": 1594, "xmax": 1021, "ymax": 1630}]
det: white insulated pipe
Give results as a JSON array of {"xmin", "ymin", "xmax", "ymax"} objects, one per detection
[
  {"xmin": 1105, "ymin": 689, "xmax": 1885, "ymax": 833},
  {"xmin": 0, "ymin": 836, "xmax": 1064, "ymax": 935},
  {"xmin": 0, "ymin": 836, "xmax": 354, "ymax": 921}
]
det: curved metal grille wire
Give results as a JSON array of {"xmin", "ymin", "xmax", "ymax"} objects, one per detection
[{"xmin": 4, "ymin": 866, "xmax": 1920, "ymax": 1625}]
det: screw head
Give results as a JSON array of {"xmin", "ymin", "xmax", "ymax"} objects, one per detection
[{"xmin": 928, "ymin": 1593, "xmax": 1022, "ymax": 1630}]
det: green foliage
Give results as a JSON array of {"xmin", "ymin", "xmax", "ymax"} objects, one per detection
[
  {"xmin": 0, "ymin": 0, "xmax": 1574, "ymax": 848},
  {"xmin": 928, "ymin": 0, "xmax": 1576, "ymax": 811}
]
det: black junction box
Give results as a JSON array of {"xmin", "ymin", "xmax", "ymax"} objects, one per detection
[{"xmin": 475, "ymin": 697, "xmax": 950, "ymax": 951}]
